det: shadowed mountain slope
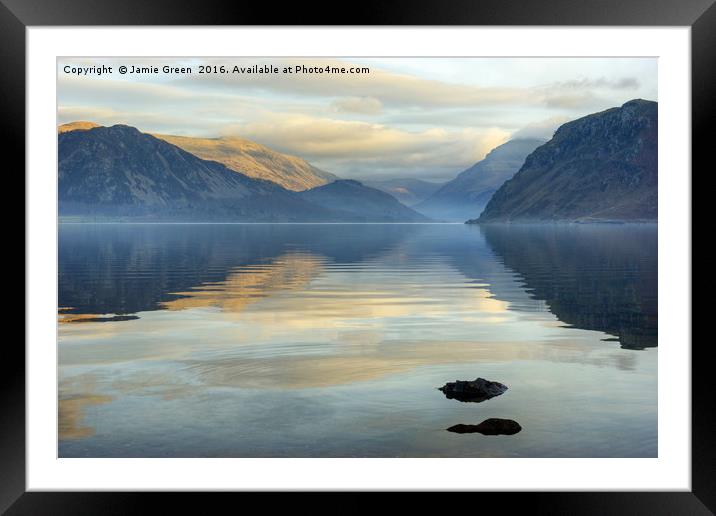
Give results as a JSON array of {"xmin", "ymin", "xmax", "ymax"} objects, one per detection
[
  {"xmin": 59, "ymin": 125, "xmax": 338, "ymax": 221},
  {"xmin": 474, "ymin": 100, "xmax": 657, "ymax": 223},
  {"xmin": 59, "ymin": 125, "xmax": 427, "ymax": 222},
  {"xmin": 298, "ymin": 180, "xmax": 430, "ymax": 222},
  {"xmin": 59, "ymin": 121, "xmax": 338, "ymax": 192}
]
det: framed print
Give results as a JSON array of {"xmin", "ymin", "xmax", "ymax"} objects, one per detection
[{"xmin": 7, "ymin": 0, "xmax": 710, "ymax": 512}]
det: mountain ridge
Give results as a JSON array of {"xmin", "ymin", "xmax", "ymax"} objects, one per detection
[
  {"xmin": 58, "ymin": 124, "xmax": 426, "ymax": 222},
  {"xmin": 472, "ymin": 99, "xmax": 657, "ymax": 223},
  {"xmin": 58, "ymin": 121, "xmax": 102, "ymax": 133},
  {"xmin": 59, "ymin": 124, "xmax": 333, "ymax": 221},
  {"xmin": 58, "ymin": 120, "xmax": 338, "ymax": 192},
  {"xmin": 153, "ymin": 133, "xmax": 338, "ymax": 191}
]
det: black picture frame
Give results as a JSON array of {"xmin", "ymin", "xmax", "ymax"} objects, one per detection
[{"xmin": 7, "ymin": 0, "xmax": 708, "ymax": 512}]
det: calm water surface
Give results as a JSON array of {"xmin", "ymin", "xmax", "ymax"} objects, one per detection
[{"xmin": 58, "ymin": 223, "xmax": 657, "ymax": 457}]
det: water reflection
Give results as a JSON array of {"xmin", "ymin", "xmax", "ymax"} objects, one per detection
[
  {"xmin": 59, "ymin": 374, "xmax": 113, "ymax": 440},
  {"xmin": 59, "ymin": 223, "xmax": 420, "ymax": 316},
  {"xmin": 160, "ymin": 252, "xmax": 325, "ymax": 314},
  {"xmin": 478, "ymin": 224, "xmax": 657, "ymax": 349},
  {"xmin": 58, "ymin": 224, "xmax": 657, "ymax": 457},
  {"xmin": 59, "ymin": 224, "xmax": 657, "ymax": 351}
]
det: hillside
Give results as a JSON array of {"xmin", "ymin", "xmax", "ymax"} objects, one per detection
[
  {"xmin": 59, "ymin": 125, "xmax": 336, "ymax": 221},
  {"xmin": 154, "ymin": 133, "xmax": 338, "ymax": 191},
  {"xmin": 58, "ymin": 121, "xmax": 102, "ymax": 133},
  {"xmin": 58, "ymin": 125, "xmax": 427, "ymax": 222},
  {"xmin": 59, "ymin": 121, "xmax": 338, "ymax": 192},
  {"xmin": 474, "ymin": 99, "xmax": 657, "ymax": 223},
  {"xmin": 298, "ymin": 180, "xmax": 430, "ymax": 222}
]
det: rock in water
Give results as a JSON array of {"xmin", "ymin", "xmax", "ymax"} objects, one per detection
[
  {"xmin": 438, "ymin": 377, "xmax": 508, "ymax": 402},
  {"xmin": 447, "ymin": 419, "xmax": 522, "ymax": 435}
]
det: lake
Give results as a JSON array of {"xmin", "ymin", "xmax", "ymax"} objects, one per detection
[{"xmin": 58, "ymin": 223, "xmax": 657, "ymax": 457}]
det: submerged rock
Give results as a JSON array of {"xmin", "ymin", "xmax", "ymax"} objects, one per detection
[
  {"xmin": 447, "ymin": 418, "xmax": 522, "ymax": 435},
  {"xmin": 438, "ymin": 378, "xmax": 508, "ymax": 402}
]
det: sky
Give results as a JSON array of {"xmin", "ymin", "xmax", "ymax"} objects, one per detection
[{"xmin": 57, "ymin": 57, "xmax": 657, "ymax": 182}]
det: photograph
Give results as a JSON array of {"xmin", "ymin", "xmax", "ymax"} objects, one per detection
[
  {"xmin": 6, "ymin": 2, "xmax": 706, "ymax": 506},
  {"xmin": 56, "ymin": 56, "xmax": 659, "ymax": 458}
]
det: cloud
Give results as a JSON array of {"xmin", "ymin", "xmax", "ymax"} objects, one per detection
[
  {"xmin": 58, "ymin": 75, "xmax": 192, "ymax": 106},
  {"xmin": 219, "ymin": 113, "xmax": 509, "ymax": 180},
  {"xmin": 511, "ymin": 116, "xmax": 572, "ymax": 140},
  {"xmin": 543, "ymin": 92, "xmax": 600, "ymax": 109},
  {"xmin": 549, "ymin": 77, "xmax": 640, "ymax": 91},
  {"xmin": 534, "ymin": 76, "xmax": 641, "ymax": 110},
  {"xmin": 172, "ymin": 59, "xmax": 643, "ymax": 112},
  {"xmin": 175, "ymin": 57, "xmax": 537, "ymax": 109},
  {"xmin": 228, "ymin": 115, "xmax": 436, "ymax": 158},
  {"xmin": 330, "ymin": 96, "xmax": 383, "ymax": 114}
]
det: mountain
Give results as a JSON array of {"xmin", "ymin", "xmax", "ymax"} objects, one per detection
[
  {"xmin": 58, "ymin": 125, "xmax": 428, "ymax": 222},
  {"xmin": 474, "ymin": 99, "xmax": 657, "ymax": 223},
  {"xmin": 59, "ymin": 124, "xmax": 341, "ymax": 221},
  {"xmin": 59, "ymin": 121, "xmax": 338, "ymax": 192},
  {"xmin": 153, "ymin": 133, "xmax": 338, "ymax": 191},
  {"xmin": 58, "ymin": 121, "xmax": 102, "ymax": 133},
  {"xmin": 415, "ymin": 139, "xmax": 545, "ymax": 222},
  {"xmin": 363, "ymin": 178, "xmax": 444, "ymax": 206},
  {"xmin": 298, "ymin": 180, "xmax": 430, "ymax": 222}
]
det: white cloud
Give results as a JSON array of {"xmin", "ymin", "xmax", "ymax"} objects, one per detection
[
  {"xmin": 227, "ymin": 114, "xmax": 507, "ymax": 164},
  {"xmin": 330, "ymin": 96, "xmax": 383, "ymax": 114}
]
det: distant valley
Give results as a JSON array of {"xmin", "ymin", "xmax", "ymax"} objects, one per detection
[
  {"xmin": 415, "ymin": 138, "xmax": 545, "ymax": 222},
  {"xmin": 364, "ymin": 178, "xmax": 444, "ymax": 207}
]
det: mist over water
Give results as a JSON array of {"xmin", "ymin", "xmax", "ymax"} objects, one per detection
[{"xmin": 58, "ymin": 223, "xmax": 657, "ymax": 457}]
